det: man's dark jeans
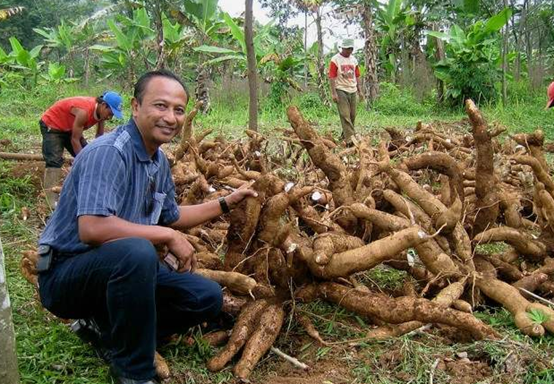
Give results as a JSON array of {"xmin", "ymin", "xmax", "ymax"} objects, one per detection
[
  {"xmin": 40, "ymin": 120, "xmax": 77, "ymax": 168},
  {"xmin": 38, "ymin": 237, "xmax": 223, "ymax": 381}
]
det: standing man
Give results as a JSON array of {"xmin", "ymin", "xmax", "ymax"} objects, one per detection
[
  {"xmin": 37, "ymin": 70, "xmax": 256, "ymax": 384},
  {"xmin": 329, "ymin": 38, "xmax": 363, "ymax": 145},
  {"xmin": 40, "ymin": 91, "xmax": 123, "ymax": 207},
  {"xmin": 546, "ymin": 81, "xmax": 554, "ymax": 109}
]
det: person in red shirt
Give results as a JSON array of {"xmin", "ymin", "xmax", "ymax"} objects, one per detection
[
  {"xmin": 329, "ymin": 38, "xmax": 363, "ymax": 145},
  {"xmin": 546, "ymin": 81, "xmax": 554, "ymax": 109},
  {"xmin": 40, "ymin": 91, "xmax": 123, "ymax": 207}
]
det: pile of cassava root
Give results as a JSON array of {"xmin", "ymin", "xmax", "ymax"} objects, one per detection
[{"xmin": 21, "ymin": 99, "xmax": 554, "ymax": 380}]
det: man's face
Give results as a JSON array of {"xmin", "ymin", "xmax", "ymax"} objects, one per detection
[
  {"xmin": 341, "ymin": 47, "xmax": 354, "ymax": 57},
  {"xmin": 98, "ymin": 103, "xmax": 114, "ymax": 121},
  {"xmin": 131, "ymin": 76, "xmax": 188, "ymax": 152}
]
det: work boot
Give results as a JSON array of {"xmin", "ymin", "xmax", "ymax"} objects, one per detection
[
  {"xmin": 70, "ymin": 318, "xmax": 113, "ymax": 364},
  {"xmin": 43, "ymin": 167, "xmax": 62, "ymax": 209},
  {"xmin": 109, "ymin": 367, "xmax": 160, "ymax": 384}
]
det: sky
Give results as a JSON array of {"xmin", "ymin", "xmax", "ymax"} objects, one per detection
[{"xmin": 218, "ymin": 0, "xmax": 364, "ymax": 53}]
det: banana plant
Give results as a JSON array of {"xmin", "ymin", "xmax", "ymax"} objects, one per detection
[
  {"xmin": 193, "ymin": 12, "xmax": 277, "ymax": 65},
  {"xmin": 40, "ymin": 62, "xmax": 78, "ymax": 84},
  {"xmin": 89, "ymin": 7, "xmax": 156, "ymax": 82},
  {"xmin": 374, "ymin": 0, "xmax": 415, "ymax": 82},
  {"xmin": 4, "ymin": 37, "xmax": 43, "ymax": 85},
  {"xmin": 426, "ymin": 7, "xmax": 512, "ymax": 105}
]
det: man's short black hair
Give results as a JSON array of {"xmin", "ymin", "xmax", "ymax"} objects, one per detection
[{"xmin": 133, "ymin": 69, "xmax": 189, "ymax": 103}]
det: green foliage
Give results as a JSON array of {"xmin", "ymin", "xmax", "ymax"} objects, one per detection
[
  {"xmin": 0, "ymin": 163, "xmax": 34, "ymax": 218},
  {"xmin": 528, "ymin": 309, "xmax": 551, "ymax": 325},
  {"xmin": 90, "ymin": 7, "xmax": 156, "ymax": 81},
  {"xmin": 427, "ymin": 8, "xmax": 512, "ymax": 107},
  {"xmin": 373, "ymin": 82, "xmax": 434, "ymax": 115},
  {"xmin": 0, "ymin": 0, "xmax": 97, "ymax": 50}
]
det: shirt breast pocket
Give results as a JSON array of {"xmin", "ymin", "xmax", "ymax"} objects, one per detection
[{"xmin": 150, "ymin": 192, "xmax": 166, "ymax": 225}]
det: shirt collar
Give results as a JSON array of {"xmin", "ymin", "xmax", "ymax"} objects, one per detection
[{"xmin": 126, "ymin": 118, "xmax": 160, "ymax": 164}]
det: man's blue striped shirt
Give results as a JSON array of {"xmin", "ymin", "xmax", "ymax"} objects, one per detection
[{"xmin": 39, "ymin": 118, "xmax": 180, "ymax": 253}]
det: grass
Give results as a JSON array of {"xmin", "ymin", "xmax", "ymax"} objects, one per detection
[{"xmin": 2, "ymin": 79, "xmax": 554, "ymax": 383}]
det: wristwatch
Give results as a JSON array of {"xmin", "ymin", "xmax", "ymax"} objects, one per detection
[{"xmin": 218, "ymin": 197, "xmax": 230, "ymax": 213}]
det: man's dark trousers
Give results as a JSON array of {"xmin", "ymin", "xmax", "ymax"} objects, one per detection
[
  {"xmin": 336, "ymin": 89, "xmax": 357, "ymax": 144},
  {"xmin": 38, "ymin": 237, "xmax": 223, "ymax": 381}
]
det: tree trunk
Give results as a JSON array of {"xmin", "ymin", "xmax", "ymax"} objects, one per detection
[
  {"xmin": 433, "ymin": 23, "xmax": 446, "ymax": 104},
  {"xmin": 314, "ymin": 8, "xmax": 327, "ymax": 104},
  {"xmin": 304, "ymin": 11, "xmax": 308, "ymax": 89},
  {"xmin": 523, "ymin": 0, "xmax": 533, "ymax": 81},
  {"xmin": 84, "ymin": 48, "xmax": 90, "ymax": 88},
  {"xmin": 195, "ymin": 64, "xmax": 211, "ymax": 114},
  {"xmin": 510, "ymin": 0, "xmax": 521, "ymax": 82},
  {"xmin": 501, "ymin": 0, "xmax": 509, "ymax": 106},
  {"xmin": 152, "ymin": 1, "xmax": 165, "ymax": 70},
  {"xmin": 245, "ymin": 0, "xmax": 258, "ymax": 131},
  {"xmin": 362, "ymin": 1, "xmax": 379, "ymax": 107},
  {"xmin": 0, "ymin": 238, "xmax": 20, "ymax": 384}
]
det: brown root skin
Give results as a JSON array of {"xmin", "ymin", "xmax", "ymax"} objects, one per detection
[
  {"xmin": 365, "ymin": 280, "xmax": 468, "ymax": 339},
  {"xmin": 536, "ymin": 183, "xmax": 554, "ymax": 233},
  {"xmin": 222, "ymin": 291, "xmax": 249, "ymax": 316},
  {"xmin": 305, "ymin": 226, "xmax": 432, "ymax": 279},
  {"xmin": 526, "ymin": 303, "xmax": 554, "ymax": 333},
  {"xmin": 475, "ymin": 276, "xmax": 545, "ymax": 337},
  {"xmin": 257, "ymin": 186, "xmax": 313, "ymax": 244},
  {"xmin": 233, "ymin": 302, "xmax": 285, "ymax": 380},
  {"xmin": 499, "ymin": 191, "xmax": 523, "ymax": 229},
  {"xmin": 473, "ymin": 227, "xmax": 547, "ymax": 261},
  {"xmin": 202, "ymin": 331, "xmax": 231, "ymax": 347},
  {"xmin": 224, "ymin": 175, "xmax": 273, "ymax": 271},
  {"xmin": 319, "ymin": 282, "xmax": 498, "ymax": 340},
  {"xmin": 453, "ymin": 300, "xmax": 473, "ymax": 313},
  {"xmin": 174, "ymin": 101, "xmax": 203, "ymax": 162},
  {"xmin": 511, "ymin": 130, "xmax": 549, "ymax": 172},
  {"xmin": 196, "ymin": 251, "xmax": 223, "ymax": 270},
  {"xmin": 402, "ymin": 151, "xmax": 464, "ymax": 204},
  {"xmin": 382, "ymin": 189, "xmax": 451, "ymax": 252},
  {"xmin": 345, "ymin": 205, "xmax": 460, "ymax": 276},
  {"xmin": 435, "ymin": 196, "xmax": 462, "ymax": 234},
  {"xmin": 513, "ymin": 273, "xmax": 549, "ymax": 295},
  {"xmin": 486, "ymin": 255, "xmax": 523, "ymax": 282},
  {"xmin": 286, "ymin": 106, "xmax": 357, "ymax": 231},
  {"xmin": 433, "ymin": 281, "xmax": 465, "ymax": 307},
  {"xmin": 195, "ymin": 269, "xmax": 257, "ymax": 296},
  {"xmin": 466, "ymin": 99, "xmax": 500, "ymax": 235},
  {"xmin": 154, "ymin": 352, "xmax": 171, "ymax": 380},
  {"xmin": 348, "ymin": 203, "xmax": 408, "ymax": 232},
  {"xmin": 207, "ymin": 299, "xmax": 269, "ymax": 372},
  {"xmin": 312, "ymin": 232, "xmax": 365, "ymax": 265},
  {"xmin": 381, "ymin": 165, "xmax": 448, "ymax": 225},
  {"xmin": 512, "ymin": 155, "xmax": 554, "ymax": 194}
]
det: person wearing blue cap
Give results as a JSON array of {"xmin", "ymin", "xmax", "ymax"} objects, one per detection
[{"xmin": 40, "ymin": 91, "xmax": 123, "ymax": 207}]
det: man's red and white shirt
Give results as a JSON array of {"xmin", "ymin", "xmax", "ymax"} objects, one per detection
[{"xmin": 329, "ymin": 53, "xmax": 360, "ymax": 94}]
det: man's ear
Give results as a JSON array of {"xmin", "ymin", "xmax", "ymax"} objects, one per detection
[{"xmin": 130, "ymin": 98, "xmax": 139, "ymax": 115}]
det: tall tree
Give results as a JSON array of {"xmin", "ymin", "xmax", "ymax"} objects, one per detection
[
  {"xmin": 501, "ymin": 0, "xmax": 508, "ymax": 105},
  {"xmin": 361, "ymin": 1, "xmax": 379, "ymax": 105},
  {"xmin": 0, "ymin": 238, "xmax": 19, "ymax": 384},
  {"xmin": 245, "ymin": 0, "xmax": 258, "ymax": 131}
]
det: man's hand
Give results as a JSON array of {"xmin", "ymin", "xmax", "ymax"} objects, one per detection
[
  {"xmin": 358, "ymin": 91, "xmax": 365, "ymax": 101},
  {"xmin": 166, "ymin": 231, "xmax": 197, "ymax": 273},
  {"xmin": 332, "ymin": 92, "xmax": 339, "ymax": 103},
  {"xmin": 225, "ymin": 183, "xmax": 258, "ymax": 209}
]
